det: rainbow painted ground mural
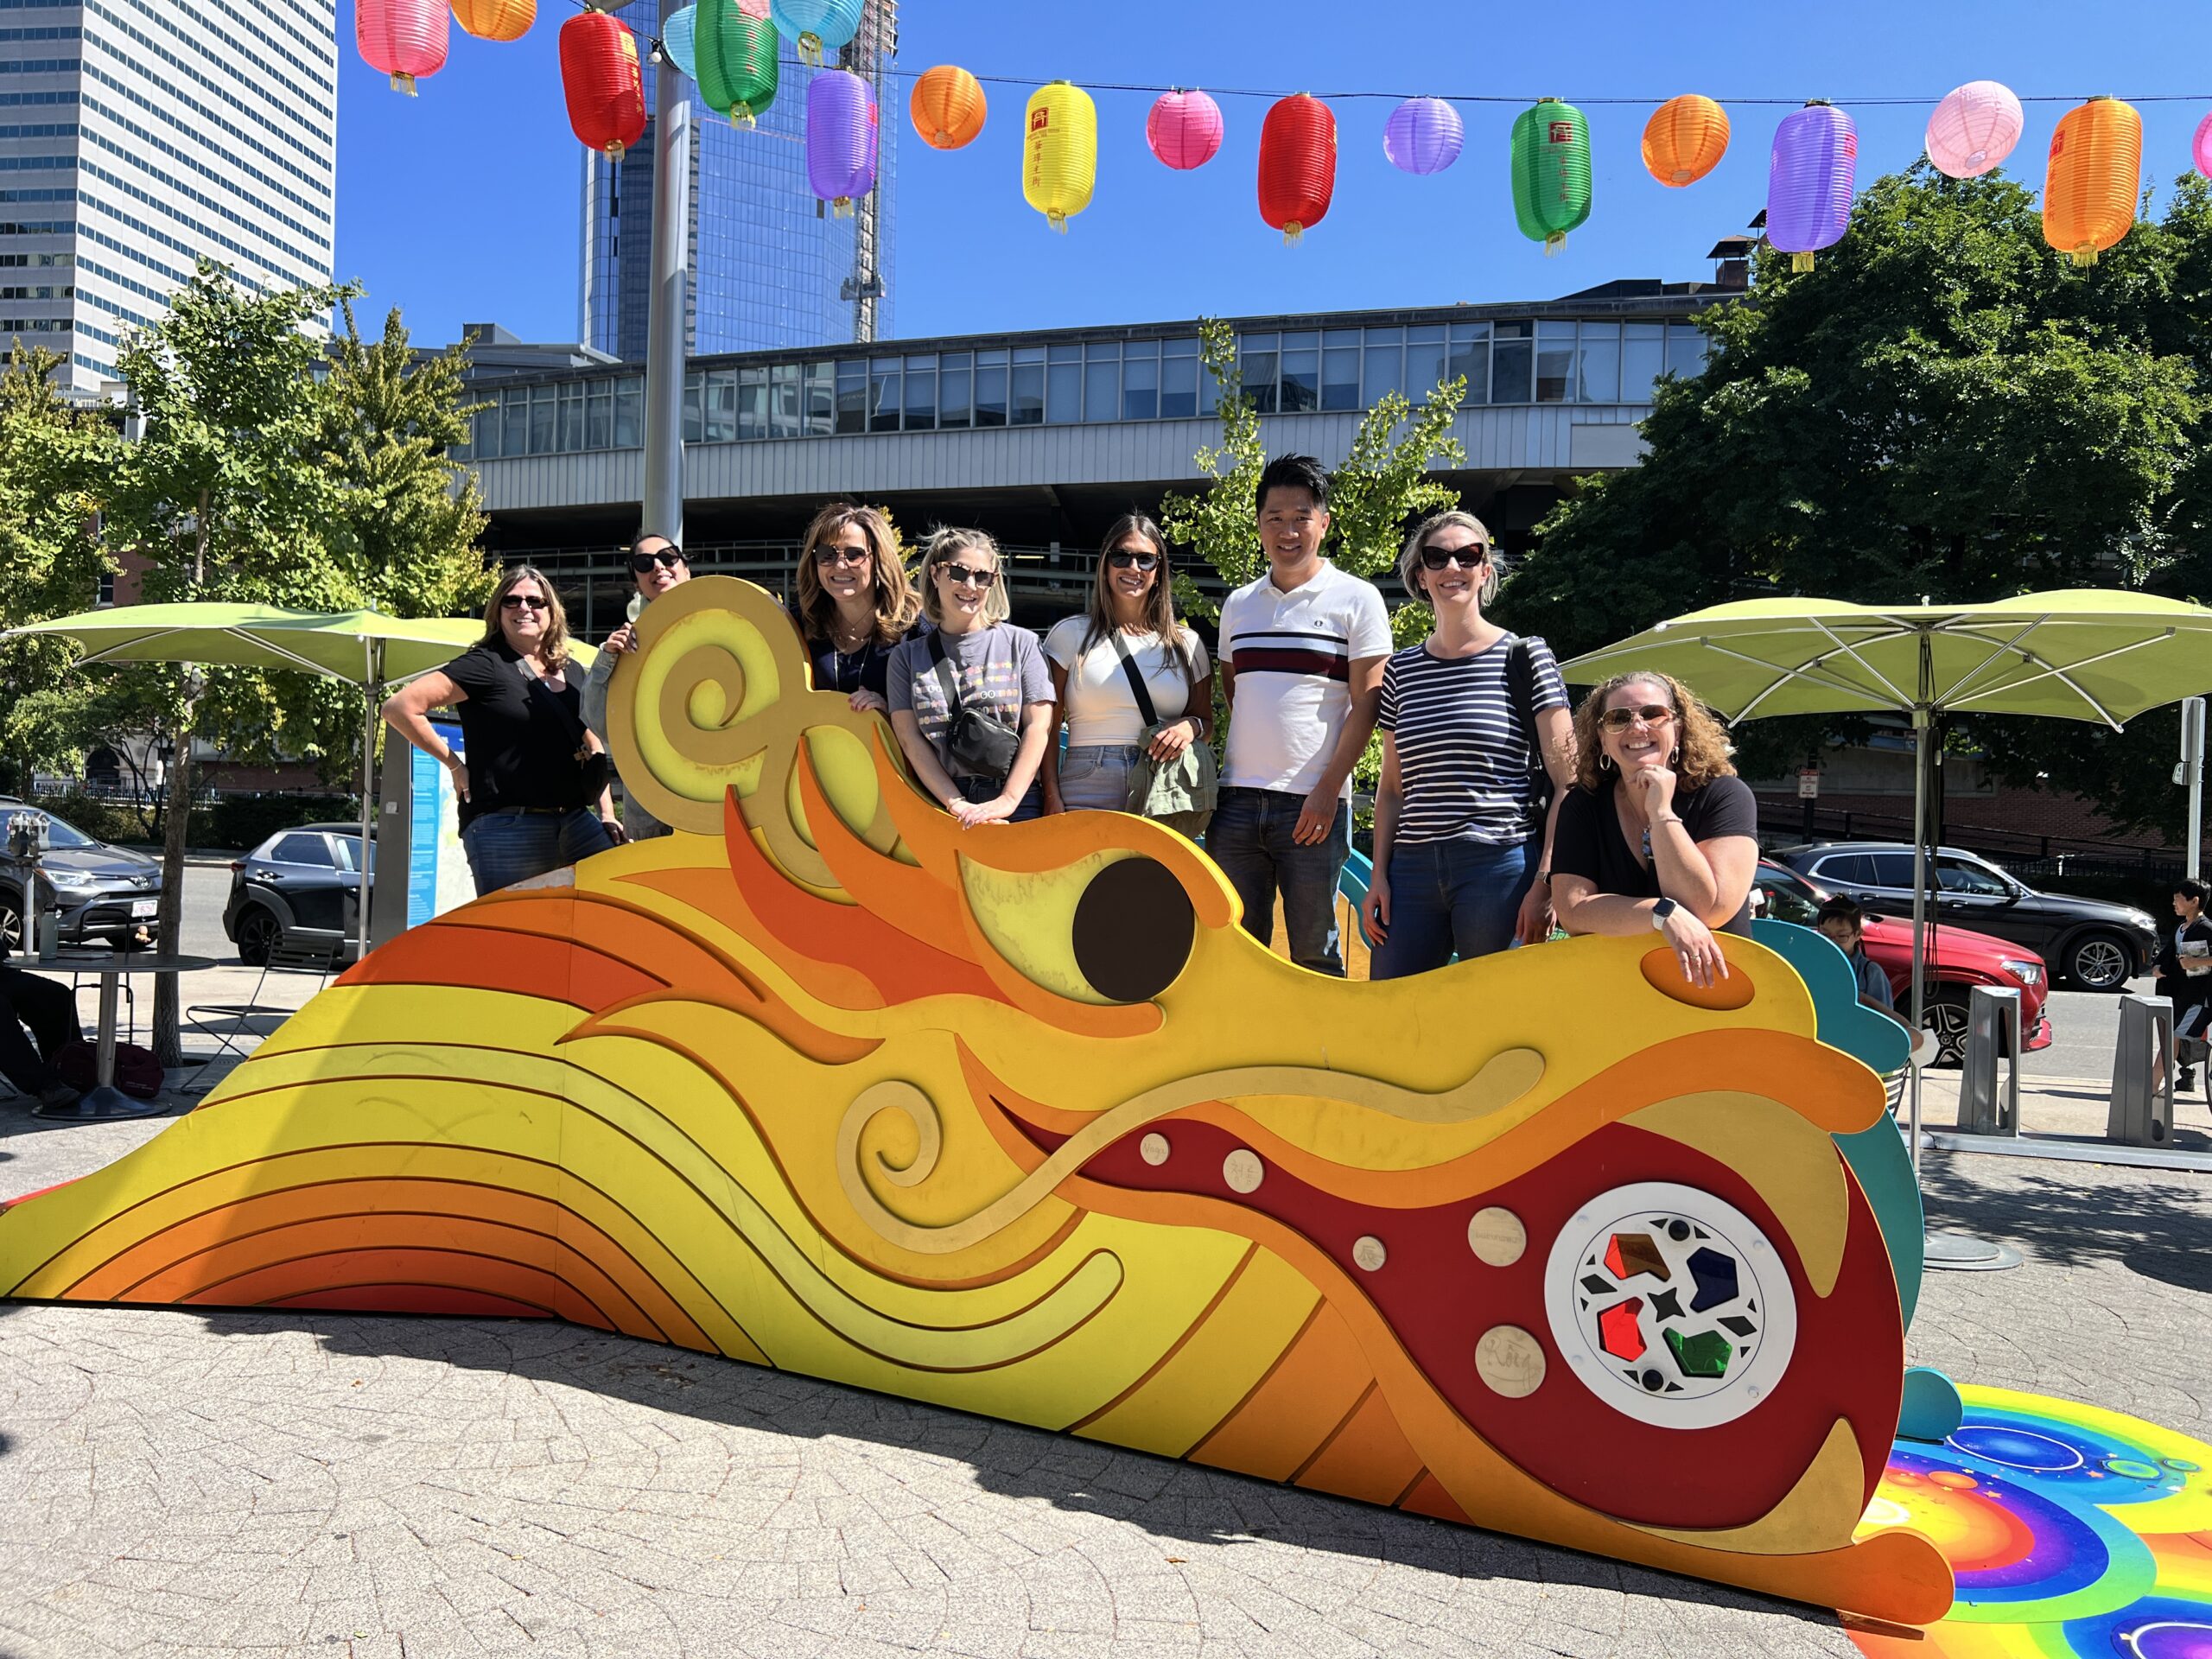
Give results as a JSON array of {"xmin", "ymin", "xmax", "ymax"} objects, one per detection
[
  {"xmin": 0, "ymin": 574, "xmax": 2189, "ymax": 1634},
  {"xmin": 1857, "ymin": 1388, "xmax": 2212, "ymax": 1656}
]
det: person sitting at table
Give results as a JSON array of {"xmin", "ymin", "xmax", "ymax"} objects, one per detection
[
  {"xmin": 0, "ymin": 961, "xmax": 83, "ymax": 1112},
  {"xmin": 1550, "ymin": 670, "xmax": 1759, "ymax": 990}
]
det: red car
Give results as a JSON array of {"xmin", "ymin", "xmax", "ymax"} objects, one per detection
[{"xmin": 1754, "ymin": 860, "xmax": 2053, "ymax": 1066}]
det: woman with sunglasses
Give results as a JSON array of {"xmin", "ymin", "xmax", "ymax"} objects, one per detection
[
  {"xmin": 1549, "ymin": 671, "xmax": 1760, "ymax": 989},
  {"xmin": 1359, "ymin": 512, "xmax": 1575, "ymax": 977},
  {"xmin": 793, "ymin": 503, "xmax": 921, "ymax": 713},
  {"xmin": 1041, "ymin": 514, "xmax": 1213, "ymax": 815},
  {"xmin": 887, "ymin": 528, "xmax": 1055, "ymax": 826},
  {"xmin": 580, "ymin": 531, "xmax": 691, "ymax": 839},
  {"xmin": 383, "ymin": 565, "xmax": 620, "ymax": 895}
]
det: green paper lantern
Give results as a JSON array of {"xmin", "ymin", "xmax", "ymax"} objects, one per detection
[
  {"xmin": 696, "ymin": 0, "xmax": 778, "ymax": 127},
  {"xmin": 1510, "ymin": 97, "xmax": 1592, "ymax": 253}
]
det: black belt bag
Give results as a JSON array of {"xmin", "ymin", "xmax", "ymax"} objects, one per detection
[{"xmin": 928, "ymin": 630, "xmax": 1022, "ymax": 785}]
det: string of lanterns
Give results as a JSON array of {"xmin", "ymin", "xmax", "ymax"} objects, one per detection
[{"xmin": 353, "ymin": 0, "xmax": 2209, "ymax": 267}]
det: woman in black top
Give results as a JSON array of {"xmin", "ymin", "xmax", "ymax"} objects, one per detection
[
  {"xmin": 382, "ymin": 566, "xmax": 620, "ymax": 896},
  {"xmin": 1549, "ymin": 671, "xmax": 1759, "ymax": 988},
  {"xmin": 794, "ymin": 503, "xmax": 921, "ymax": 711}
]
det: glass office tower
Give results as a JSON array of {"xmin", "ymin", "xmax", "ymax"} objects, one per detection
[{"xmin": 581, "ymin": 0, "xmax": 896, "ymax": 359}]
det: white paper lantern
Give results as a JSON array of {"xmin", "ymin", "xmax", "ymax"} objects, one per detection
[{"xmin": 1925, "ymin": 80, "xmax": 2024, "ymax": 179}]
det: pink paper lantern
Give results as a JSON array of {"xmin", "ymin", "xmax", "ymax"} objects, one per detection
[
  {"xmin": 1383, "ymin": 96, "xmax": 1463, "ymax": 175},
  {"xmin": 1147, "ymin": 88, "xmax": 1224, "ymax": 171},
  {"xmin": 2195, "ymin": 111, "xmax": 2212, "ymax": 179},
  {"xmin": 356, "ymin": 0, "xmax": 448, "ymax": 94},
  {"xmin": 1925, "ymin": 80, "xmax": 2024, "ymax": 180}
]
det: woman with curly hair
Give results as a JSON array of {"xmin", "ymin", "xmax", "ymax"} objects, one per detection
[
  {"xmin": 795, "ymin": 502, "xmax": 923, "ymax": 714},
  {"xmin": 1549, "ymin": 671, "xmax": 1759, "ymax": 988}
]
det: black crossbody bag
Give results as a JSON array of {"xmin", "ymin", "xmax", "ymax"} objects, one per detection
[
  {"xmin": 928, "ymin": 630, "xmax": 1023, "ymax": 785},
  {"xmin": 1503, "ymin": 634, "xmax": 1554, "ymax": 833}
]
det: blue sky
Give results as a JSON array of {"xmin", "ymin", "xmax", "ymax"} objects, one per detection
[{"xmin": 335, "ymin": 0, "xmax": 2212, "ymax": 348}]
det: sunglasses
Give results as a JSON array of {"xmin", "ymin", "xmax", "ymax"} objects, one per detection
[
  {"xmin": 1599, "ymin": 704, "xmax": 1675, "ymax": 731},
  {"xmin": 940, "ymin": 564, "xmax": 996, "ymax": 588},
  {"xmin": 1419, "ymin": 543, "xmax": 1490, "ymax": 571},
  {"xmin": 630, "ymin": 547, "xmax": 685, "ymax": 574},
  {"xmin": 500, "ymin": 594, "xmax": 550, "ymax": 611},
  {"xmin": 815, "ymin": 544, "xmax": 871, "ymax": 568},
  {"xmin": 1106, "ymin": 550, "xmax": 1160, "ymax": 572}
]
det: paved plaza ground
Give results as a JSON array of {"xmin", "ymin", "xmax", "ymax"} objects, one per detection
[{"xmin": 1, "ymin": 968, "xmax": 2209, "ymax": 1657}]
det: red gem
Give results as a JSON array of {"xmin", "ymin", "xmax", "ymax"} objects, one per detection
[{"xmin": 1598, "ymin": 1297, "xmax": 1646, "ymax": 1362}]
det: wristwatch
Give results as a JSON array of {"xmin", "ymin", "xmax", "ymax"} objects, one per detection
[{"xmin": 1650, "ymin": 897, "xmax": 1679, "ymax": 931}]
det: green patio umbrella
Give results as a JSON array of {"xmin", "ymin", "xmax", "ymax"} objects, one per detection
[
  {"xmin": 6, "ymin": 603, "xmax": 597, "ymax": 961},
  {"xmin": 1561, "ymin": 588, "xmax": 2212, "ymax": 1264}
]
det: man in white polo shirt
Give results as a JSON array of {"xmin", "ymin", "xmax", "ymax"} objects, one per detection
[{"xmin": 1213, "ymin": 454, "xmax": 1391, "ymax": 976}]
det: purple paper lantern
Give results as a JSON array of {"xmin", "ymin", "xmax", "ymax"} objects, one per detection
[
  {"xmin": 1383, "ymin": 95, "xmax": 1463, "ymax": 175},
  {"xmin": 807, "ymin": 67, "xmax": 877, "ymax": 216},
  {"xmin": 1767, "ymin": 101, "xmax": 1857, "ymax": 271}
]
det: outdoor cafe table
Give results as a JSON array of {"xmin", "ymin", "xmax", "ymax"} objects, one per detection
[{"xmin": 26, "ymin": 950, "xmax": 215, "ymax": 1121}]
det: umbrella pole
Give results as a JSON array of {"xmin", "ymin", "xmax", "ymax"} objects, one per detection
[
  {"xmin": 357, "ymin": 641, "xmax": 378, "ymax": 964},
  {"xmin": 1908, "ymin": 706, "xmax": 1929, "ymax": 1177}
]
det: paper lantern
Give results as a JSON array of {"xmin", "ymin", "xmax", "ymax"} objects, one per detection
[
  {"xmin": 1643, "ymin": 93, "xmax": 1729, "ymax": 188},
  {"xmin": 559, "ymin": 9, "xmax": 645, "ymax": 162},
  {"xmin": 1257, "ymin": 92, "xmax": 1337, "ymax": 243},
  {"xmin": 1766, "ymin": 100, "xmax": 1857, "ymax": 270},
  {"xmin": 768, "ymin": 0, "xmax": 860, "ymax": 66},
  {"xmin": 1510, "ymin": 98, "xmax": 1591, "ymax": 252},
  {"xmin": 910, "ymin": 64, "xmax": 985, "ymax": 150},
  {"xmin": 1022, "ymin": 80, "xmax": 1096, "ymax": 233},
  {"xmin": 1147, "ymin": 88, "xmax": 1222, "ymax": 171},
  {"xmin": 452, "ymin": 0, "xmax": 531, "ymax": 42},
  {"xmin": 2044, "ymin": 96, "xmax": 2142, "ymax": 266},
  {"xmin": 694, "ymin": 0, "xmax": 776, "ymax": 126},
  {"xmin": 808, "ymin": 68, "xmax": 876, "ymax": 216},
  {"xmin": 357, "ymin": 0, "xmax": 447, "ymax": 94},
  {"xmin": 2196, "ymin": 111, "xmax": 2212, "ymax": 180},
  {"xmin": 1383, "ymin": 95, "xmax": 1462, "ymax": 175},
  {"xmin": 1925, "ymin": 80, "xmax": 2023, "ymax": 179},
  {"xmin": 660, "ymin": 3, "xmax": 696, "ymax": 78}
]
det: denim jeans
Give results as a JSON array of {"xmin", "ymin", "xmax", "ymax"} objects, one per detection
[
  {"xmin": 1058, "ymin": 744, "xmax": 1141, "ymax": 812},
  {"xmin": 461, "ymin": 807, "xmax": 615, "ymax": 896},
  {"xmin": 1209, "ymin": 786, "xmax": 1351, "ymax": 976},
  {"xmin": 1370, "ymin": 836, "xmax": 1535, "ymax": 980},
  {"xmin": 955, "ymin": 775, "xmax": 1045, "ymax": 822}
]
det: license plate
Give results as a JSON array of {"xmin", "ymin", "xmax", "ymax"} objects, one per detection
[{"xmin": 130, "ymin": 899, "xmax": 156, "ymax": 918}]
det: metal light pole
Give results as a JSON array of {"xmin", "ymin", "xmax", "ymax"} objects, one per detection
[
  {"xmin": 2183, "ymin": 696, "xmax": 2206, "ymax": 880},
  {"xmin": 640, "ymin": 0, "xmax": 691, "ymax": 543}
]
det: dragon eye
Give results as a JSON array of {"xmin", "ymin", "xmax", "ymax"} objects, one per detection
[{"xmin": 1071, "ymin": 857, "xmax": 1194, "ymax": 1002}]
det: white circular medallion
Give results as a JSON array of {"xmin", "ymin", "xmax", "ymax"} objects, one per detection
[
  {"xmin": 1467, "ymin": 1205, "xmax": 1526, "ymax": 1267},
  {"xmin": 1351, "ymin": 1235, "xmax": 1387, "ymax": 1272},
  {"xmin": 1541, "ymin": 1180, "xmax": 1798, "ymax": 1430},
  {"xmin": 1475, "ymin": 1325, "xmax": 1546, "ymax": 1398},
  {"xmin": 1140, "ymin": 1133, "xmax": 1170, "ymax": 1166},
  {"xmin": 1222, "ymin": 1149, "xmax": 1264, "ymax": 1193}
]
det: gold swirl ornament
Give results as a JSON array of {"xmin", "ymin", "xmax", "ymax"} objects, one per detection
[{"xmin": 607, "ymin": 576, "xmax": 905, "ymax": 893}]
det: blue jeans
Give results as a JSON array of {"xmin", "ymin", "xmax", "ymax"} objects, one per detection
[
  {"xmin": 1058, "ymin": 744, "xmax": 1141, "ymax": 812},
  {"xmin": 1370, "ymin": 836, "xmax": 1535, "ymax": 980},
  {"xmin": 461, "ymin": 807, "xmax": 614, "ymax": 896},
  {"xmin": 1209, "ymin": 786, "xmax": 1351, "ymax": 976},
  {"xmin": 955, "ymin": 775, "xmax": 1045, "ymax": 822}
]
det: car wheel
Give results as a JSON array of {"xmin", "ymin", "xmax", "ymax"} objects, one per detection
[
  {"xmin": 1923, "ymin": 992, "xmax": 1970, "ymax": 1069},
  {"xmin": 2065, "ymin": 931, "xmax": 2133, "ymax": 993},
  {"xmin": 0, "ymin": 891, "xmax": 20, "ymax": 956},
  {"xmin": 236, "ymin": 905, "xmax": 279, "ymax": 968}
]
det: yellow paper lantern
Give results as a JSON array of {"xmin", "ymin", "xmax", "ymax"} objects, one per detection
[
  {"xmin": 2044, "ymin": 95, "xmax": 2142, "ymax": 267},
  {"xmin": 1022, "ymin": 80, "xmax": 1096, "ymax": 233}
]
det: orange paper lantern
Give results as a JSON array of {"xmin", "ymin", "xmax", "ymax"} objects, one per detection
[
  {"xmin": 1643, "ymin": 93, "xmax": 1729, "ymax": 188},
  {"xmin": 2044, "ymin": 95, "xmax": 2142, "ymax": 267},
  {"xmin": 910, "ymin": 63, "xmax": 985, "ymax": 150},
  {"xmin": 560, "ymin": 10, "xmax": 646, "ymax": 163},
  {"xmin": 451, "ymin": 0, "xmax": 532, "ymax": 41}
]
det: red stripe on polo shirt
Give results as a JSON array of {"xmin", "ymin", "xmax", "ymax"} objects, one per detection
[{"xmin": 1231, "ymin": 646, "xmax": 1351, "ymax": 681}]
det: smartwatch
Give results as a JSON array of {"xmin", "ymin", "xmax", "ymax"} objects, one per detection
[{"xmin": 1650, "ymin": 897, "xmax": 1679, "ymax": 931}]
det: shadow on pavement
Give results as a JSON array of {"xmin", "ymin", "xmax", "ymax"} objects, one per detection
[{"xmin": 1918, "ymin": 1154, "xmax": 2212, "ymax": 1294}]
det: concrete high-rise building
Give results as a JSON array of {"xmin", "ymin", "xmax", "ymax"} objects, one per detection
[
  {"xmin": 0, "ymin": 0, "xmax": 339, "ymax": 391},
  {"xmin": 581, "ymin": 0, "xmax": 895, "ymax": 361}
]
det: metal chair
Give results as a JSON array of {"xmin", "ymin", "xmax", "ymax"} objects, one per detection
[{"xmin": 184, "ymin": 929, "xmax": 344, "ymax": 1070}]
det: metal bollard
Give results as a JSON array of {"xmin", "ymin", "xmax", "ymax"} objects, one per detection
[
  {"xmin": 2107, "ymin": 995, "xmax": 2176, "ymax": 1148},
  {"xmin": 1959, "ymin": 986, "xmax": 2021, "ymax": 1136}
]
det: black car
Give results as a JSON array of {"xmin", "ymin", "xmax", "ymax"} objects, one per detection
[
  {"xmin": 0, "ymin": 798, "xmax": 162, "ymax": 953},
  {"xmin": 222, "ymin": 823, "xmax": 373, "ymax": 966},
  {"xmin": 1775, "ymin": 841, "xmax": 2158, "ymax": 992}
]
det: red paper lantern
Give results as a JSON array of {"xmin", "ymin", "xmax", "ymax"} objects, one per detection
[
  {"xmin": 560, "ymin": 10, "xmax": 646, "ymax": 162},
  {"xmin": 1257, "ymin": 92, "xmax": 1336, "ymax": 244},
  {"xmin": 356, "ymin": 0, "xmax": 448, "ymax": 94}
]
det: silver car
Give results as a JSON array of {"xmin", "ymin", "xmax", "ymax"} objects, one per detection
[{"xmin": 0, "ymin": 800, "xmax": 162, "ymax": 953}]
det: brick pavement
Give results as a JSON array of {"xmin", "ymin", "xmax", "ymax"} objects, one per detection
[{"xmin": 1, "ymin": 1094, "xmax": 2206, "ymax": 1658}]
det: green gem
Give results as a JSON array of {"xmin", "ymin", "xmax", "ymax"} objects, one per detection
[{"xmin": 1663, "ymin": 1325, "xmax": 1732, "ymax": 1379}]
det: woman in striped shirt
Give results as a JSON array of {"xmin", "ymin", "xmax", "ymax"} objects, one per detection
[{"xmin": 1359, "ymin": 511, "xmax": 1577, "ymax": 977}]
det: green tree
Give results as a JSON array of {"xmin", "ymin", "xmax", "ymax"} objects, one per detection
[{"xmin": 1502, "ymin": 165, "xmax": 2212, "ymax": 831}]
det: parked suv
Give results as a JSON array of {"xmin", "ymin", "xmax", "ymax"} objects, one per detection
[
  {"xmin": 0, "ymin": 798, "xmax": 162, "ymax": 953},
  {"xmin": 222, "ymin": 823, "xmax": 372, "ymax": 966},
  {"xmin": 1774, "ymin": 841, "xmax": 2156, "ymax": 992},
  {"xmin": 1753, "ymin": 860, "xmax": 2052, "ymax": 1065}
]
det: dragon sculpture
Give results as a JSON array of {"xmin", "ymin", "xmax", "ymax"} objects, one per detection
[{"xmin": 0, "ymin": 577, "xmax": 1954, "ymax": 1624}]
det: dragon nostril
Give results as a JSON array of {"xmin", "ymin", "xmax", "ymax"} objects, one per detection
[{"xmin": 1071, "ymin": 856, "xmax": 1195, "ymax": 1002}]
